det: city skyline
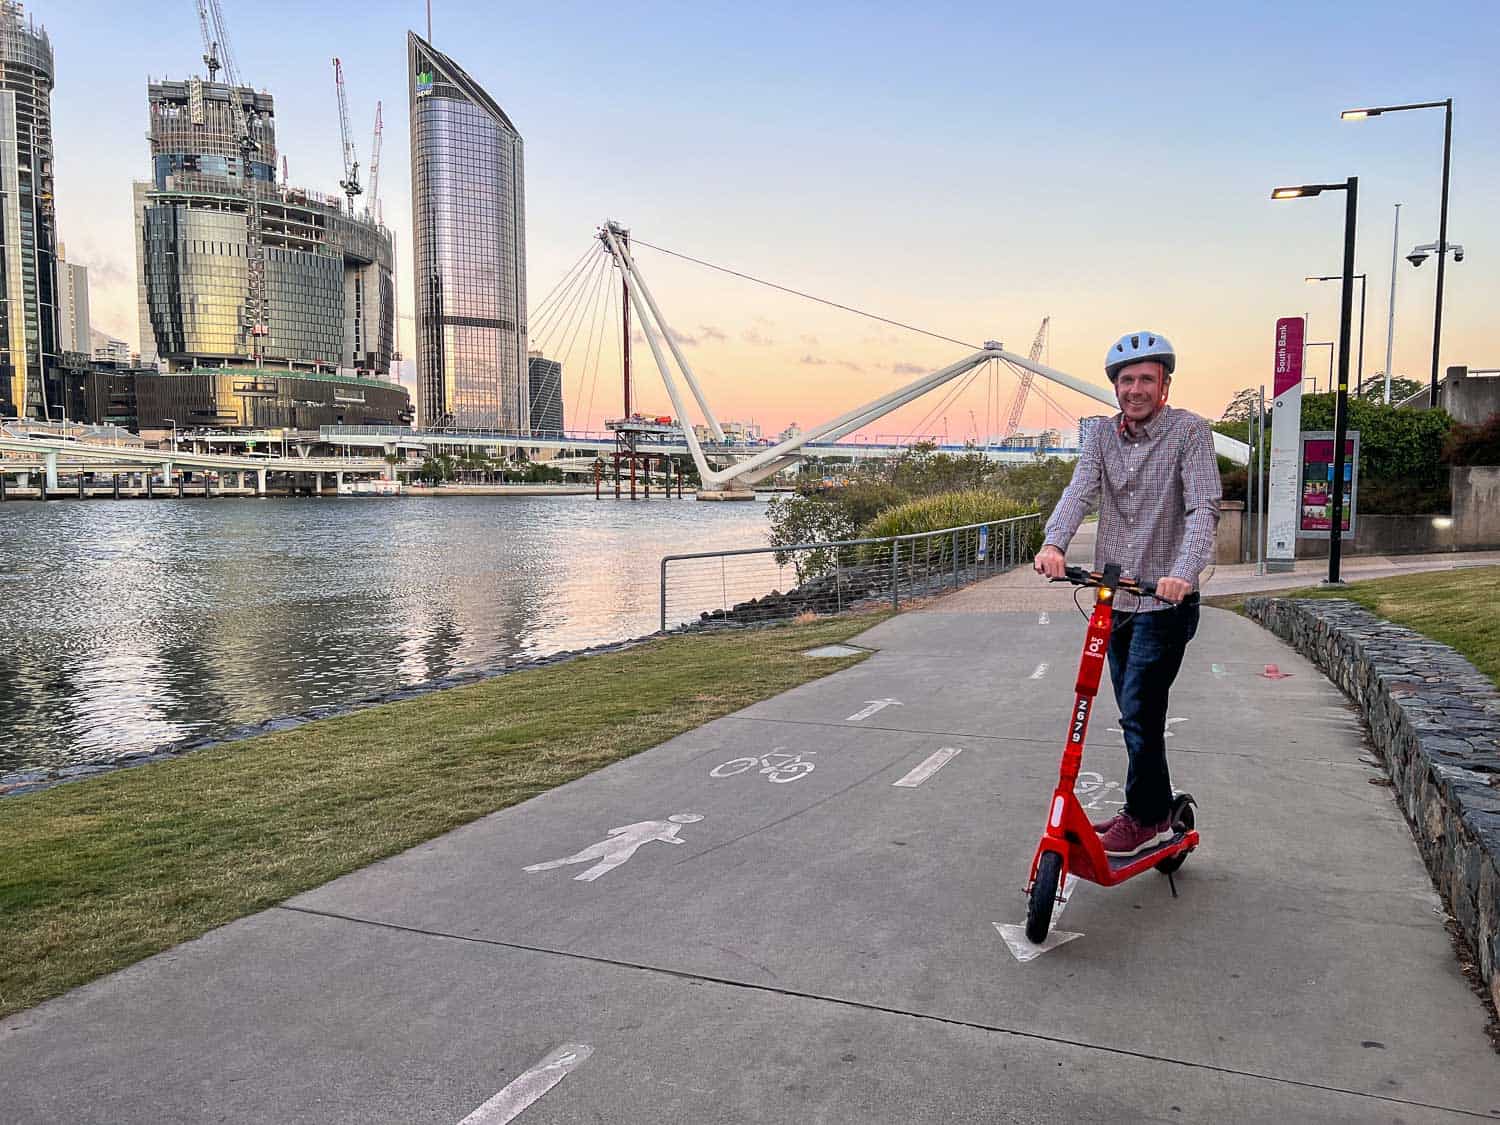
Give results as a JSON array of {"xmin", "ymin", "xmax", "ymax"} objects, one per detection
[{"xmin": 32, "ymin": 0, "xmax": 1500, "ymax": 436}]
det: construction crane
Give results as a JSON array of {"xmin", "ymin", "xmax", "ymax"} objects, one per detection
[
  {"xmin": 195, "ymin": 0, "xmax": 220, "ymax": 80},
  {"xmin": 1003, "ymin": 316, "xmax": 1050, "ymax": 439},
  {"xmin": 332, "ymin": 58, "xmax": 362, "ymax": 214},
  {"xmin": 196, "ymin": 0, "xmax": 268, "ymax": 360},
  {"xmin": 280, "ymin": 155, "xmax": 287, "ymax": 189},
  {"xmin": 367, "ymin": 101, "xmax": 383, "ymax": 224}
]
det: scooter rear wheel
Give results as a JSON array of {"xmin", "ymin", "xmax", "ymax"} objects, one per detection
[
  {"xmin": 1026, "ymin": 850, "xmax": 1063, "ymax": 943},
  {"xmin": 1156, "ymin": 796, "xmax": 1196, "ymax": 876}
]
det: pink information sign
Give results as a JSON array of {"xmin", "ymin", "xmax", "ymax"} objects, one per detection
[{"xmin": 1274, "ymin": 316, "xmax": 1305, "ymax": 397}]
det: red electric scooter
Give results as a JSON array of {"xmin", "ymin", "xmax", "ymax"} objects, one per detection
[{"xmin": 1023, "ymin": 563, "xmax": 1199, "ymax": 943}]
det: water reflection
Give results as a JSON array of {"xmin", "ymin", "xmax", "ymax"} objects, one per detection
[{"xmin": 0, "ymin": 495, "xmax": 769, "ymax": 774}]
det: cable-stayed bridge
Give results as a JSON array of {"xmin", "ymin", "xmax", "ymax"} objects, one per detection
[{"xmin": 520, "ymin": 221, "xmax": 1248, "ymax": 498}]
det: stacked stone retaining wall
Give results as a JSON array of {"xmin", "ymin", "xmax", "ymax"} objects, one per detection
[{"xmin": 1244, "ymin": 596, "xmax": 1500, "ymax": 1008}]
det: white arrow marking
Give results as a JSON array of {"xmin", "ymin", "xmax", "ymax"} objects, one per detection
[
  {"xmin": 995, "ymin": 875, "xmax": 1083, "ymax": 961},
  {"xmin": 994, "ymin": 923, "xmax": 1084, "ymax": 962},
  {"xmin": 458, "ymin": 1044, "xmax": 592, "ymax": 1124},
  {"xmin": 892, "ymin": 746, "xmax": 963, "ymax": 787},
  {"xmin": 846, "ymin": 698, "xmax": 902, "ymax": 722},
  {"xmin": 1029, "ymin": 663, "xmax": 1049, "ymax": 680},
  {"xmin": 1038, "ymin": 612, "xmax": 1050, "ymax": 625}
]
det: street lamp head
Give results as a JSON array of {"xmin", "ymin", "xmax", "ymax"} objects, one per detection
[
  {"xmin": 1340, "ymin": 108, "xmax": 1382, "ymax": 120},
  {"xmin": 1272, "ymin": 186, "xmax": 1319, "ymax": 199}
]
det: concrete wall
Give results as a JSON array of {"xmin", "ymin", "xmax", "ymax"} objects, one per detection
[
  {"xmin": 1216, "ymin": 501, "xmax": 1244, "ymax": 565},
  {"xmin": 1452, "ymin": 466, "xmax": 1500, "ymax": 549},
  {"xmin": 1440, "ymin": 367, "xmax": 1500, "ymax": 426}
]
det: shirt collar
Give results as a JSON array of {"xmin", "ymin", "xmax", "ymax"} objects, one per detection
[{"xmin": 1116, "ymin": 404, "xmax": 1169, "ymax": 440}]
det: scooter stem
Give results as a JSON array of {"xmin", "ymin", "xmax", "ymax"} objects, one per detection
[{"xmin": 1059, "ymin": 585, "xmax": 1115, "ymax": 788}]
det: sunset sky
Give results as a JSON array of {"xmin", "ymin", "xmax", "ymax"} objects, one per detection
[{"xmin": 43, "ymin": 0, "xmax": 1498, "ymax": 439}]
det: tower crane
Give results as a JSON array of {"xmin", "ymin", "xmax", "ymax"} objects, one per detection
[
  {"xmin": 1003, "ymin": 316, "xmax": 1050, "ymax": 439},
  {"xmin": 332, "ymin": 58, "xmax": 362, "ymax": 214},
  {"xmin": 195, "ymin": 0, "xmax": 220, "ymax": 80},
  {"xmin": 196, "ymin": 0, "xmax": 268, "ymax": 358},
  {"xmin": 367, "ymin": 101, "xmax": 383, "ymax": 224}
]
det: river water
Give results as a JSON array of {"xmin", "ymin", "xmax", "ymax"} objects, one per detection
[{"xmin": 0, "ymin": 495, "xmax": 771, "ymax": 776}]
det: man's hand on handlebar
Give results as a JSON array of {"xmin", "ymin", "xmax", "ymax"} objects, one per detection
[
  {"xmin": 1033, "ymin": 544, "xmax": 1067, "ymax": 580},
  {"xmin": 1154, "ymin": 576, "xmax": 1193, "ymax": 604}
]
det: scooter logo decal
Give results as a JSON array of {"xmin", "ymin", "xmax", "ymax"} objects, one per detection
[{"xmin": 1070, "ymin": 697, "xmax": 1090, "ymax": 744}]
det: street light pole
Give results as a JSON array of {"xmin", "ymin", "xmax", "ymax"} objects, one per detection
[
  {"xmin": 1433, "ymin": 99, "xmax": 1453, "ymax": 407},
  {"xmin": 1342, "ymin": 99, "xmax": 1453, "ymax": 406},
  {"xmin": 1271, "ymin": 176, "xmax": 1359, "ymax": 584},
  {"xmin": 1384, "ymin": 202, "xmax": 1401, "ymax": 403},
  {"xmin": 1306, "ymin": 276, "xmax": 1366, "ymax": 394},
  {"xmin": 1330, "ymin": 177, "xmax": 1358, "ymax": 584}
]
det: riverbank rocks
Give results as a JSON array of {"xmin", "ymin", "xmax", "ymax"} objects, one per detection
[{"xmin": 1244, "ymin": 596, "xmax": 1500, "ymax": 1009}]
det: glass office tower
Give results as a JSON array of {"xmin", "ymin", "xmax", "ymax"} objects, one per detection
[
  {"xmin": 408, "ymin": 31, "xmax": 527, "ymax": 431},
  {"xmin": 0, "ymin": 1, "xmax": 59, "ymax": 420}
]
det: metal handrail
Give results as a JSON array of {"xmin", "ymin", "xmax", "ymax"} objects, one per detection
[{"xmin": 660, "ymin": 512, "xmax": 1039, "ymax": 630}]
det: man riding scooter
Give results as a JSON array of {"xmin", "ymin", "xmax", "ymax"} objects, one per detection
[{"xmin": 1033, "ymin": 332, "xmax": 1221, "ymax": 858}]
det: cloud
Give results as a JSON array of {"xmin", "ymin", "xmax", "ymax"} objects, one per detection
[
  {"xmin": 742, "ymin": 328, "xmax": 774, "ymax": 346},
  {"xmin": 629, "ymin": 328, "xmax": 699, "ymax": 347},
  {"xmin": 698, "ymin": 324, "xmax": 728, "ymax": 342},
  {"xmin": 799, "ymin": 354, "xmax": 827, "ymax": 366},
  {"xmin": 838, "ymin": 359, "xmax": 864, "ymax": 371},
  {"xmin": 891, "ymin": 361, "xmax": 926, "ymax": 375},
  {"xmin": 800, "ymin": 333, "xmax": 821, "ymax": 346}
]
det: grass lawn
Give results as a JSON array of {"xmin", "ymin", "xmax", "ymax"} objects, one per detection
[
  {"xmin": 1203, "ymin": 565, "xmax": 1500, "ymax": 687},
  {"xmin": 0, "ymin": 612, "xmax": 885, "ymax": 1020}
]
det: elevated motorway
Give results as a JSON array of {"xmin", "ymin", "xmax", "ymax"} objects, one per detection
[
  {"xmin": 0, "ymin": 431, "xmax": 402, "ymax": 493},
  {"xmin": 317, "ymin": 426, "xmax": 1083, "ymax": 466}
]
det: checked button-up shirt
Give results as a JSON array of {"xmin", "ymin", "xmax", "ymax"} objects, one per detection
[{"xmin": 1043, "ymin": 405, "xmax": 1222, "ymax": 612}]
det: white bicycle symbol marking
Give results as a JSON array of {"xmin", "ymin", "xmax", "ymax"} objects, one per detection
[
  {"xmin": 710, "ymin": 750, "xmax": 817, "ymax": 784},
  {"xmin": 1075, "ymin": 770, "xmax": 1124, "ymax": 810}
]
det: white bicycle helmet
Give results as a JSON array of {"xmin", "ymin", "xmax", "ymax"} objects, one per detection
[{"xmin": 1105, "ymin": 331, "xmax": 1176, "ymax": 381}]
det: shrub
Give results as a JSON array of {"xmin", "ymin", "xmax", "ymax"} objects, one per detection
[
  {"xmin": 1442, "ymin": 413, "xmax": 1500, "ymax": 467},
  {"xmin": 861, "ymin": 490, "xmax": 1039, "ymax": 542}
]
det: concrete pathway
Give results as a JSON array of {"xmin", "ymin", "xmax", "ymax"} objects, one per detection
[{"xmin": 2, "ymin": 545, "xmax": 1498, "ymax": 1122}]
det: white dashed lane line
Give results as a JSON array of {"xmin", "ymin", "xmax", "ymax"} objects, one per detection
[{"xmin": 457, "ymin": 1044, "xmax": 592, "ymax": 1124}]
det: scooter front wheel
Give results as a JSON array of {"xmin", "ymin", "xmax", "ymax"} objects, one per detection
[{"xmin": 1026, "ymin": 850, "xmax": 1063, "ymax": 943}]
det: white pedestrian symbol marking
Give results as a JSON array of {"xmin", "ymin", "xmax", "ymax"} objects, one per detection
[
  {"xmin": 1030, "ymin": 662, "xmax": 1049, "ymax": 680},
  {"xmin": 524, "ymin": 814, "xmax": 703, "ymax": 882},
  {"xmin": 846, "ymin": 698, "xmax": 902, "ymax": 722},
  {"xmin": 1038, "ymin": 612, "xmax": 1050, "ymax": 625}
]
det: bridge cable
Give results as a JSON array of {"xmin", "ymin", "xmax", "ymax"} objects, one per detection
[
  {"xmin": 547, "ymin": 250, "xmax": 609, "ymax": 426},
  {"xmin": 528, "ymin": 243, "xmax": 600, "ymax": 333},
  {"xmin": 631, "ymin": 236, "xmax": 1096, "ymax": 440},
  {"xmin": 628, "ymin": 237, "xmax": 980, "ymax": 352},
  {"xmin": 564, "ymin": 250, "xmax": 611, "ymax": 431},
  {"xmin": 530, "ymin": 249, "xmax": 605, "ymax": 353}
]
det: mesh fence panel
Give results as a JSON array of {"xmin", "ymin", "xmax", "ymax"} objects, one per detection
[{"xmin": 662, "ymin": 514, "xmax": 1041, "ymax": 630}]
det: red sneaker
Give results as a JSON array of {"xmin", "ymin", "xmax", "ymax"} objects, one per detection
[
  {"xmin": 1099, "ymin": 813, "xmax": 1172, "ymax": 858},
  {"xmin": 1091, "ymin": 812, "xmax": 1124, "ymax": 834}
]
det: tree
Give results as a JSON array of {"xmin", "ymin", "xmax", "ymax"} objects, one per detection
[
  {"xmin": 1357, "ymin": 373, "xmax": 1422, "ymax": 403},
  {"xmin": 1220, "ymin": 388, "xmax": 1260, "ymax": 423}
]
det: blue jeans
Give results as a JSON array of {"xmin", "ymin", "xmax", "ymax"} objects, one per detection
[{"xmin": 1107, "ymin": 599, "xmax": 1200, "ymax": 825}]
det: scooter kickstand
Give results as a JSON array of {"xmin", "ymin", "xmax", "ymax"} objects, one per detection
[{"xmin": 1166, "ymin": 870, "xmax": 1179, "ymax": 899}]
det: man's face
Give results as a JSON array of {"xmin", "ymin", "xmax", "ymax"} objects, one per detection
[{"xmin": 1114, "ymin": 361, "xmax": 1169, "ymax": 425}]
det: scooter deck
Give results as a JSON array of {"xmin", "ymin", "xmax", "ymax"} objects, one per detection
[{"xmin": 1105, "ymin": 830, "xmax": 1192, "ymax": 873}]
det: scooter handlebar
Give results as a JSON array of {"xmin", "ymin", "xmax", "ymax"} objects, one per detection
[{"xmin": 1053, "ymin": 565, "xmax": 1157, "ymax": 597}]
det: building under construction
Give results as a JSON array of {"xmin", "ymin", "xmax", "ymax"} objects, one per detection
[
  {"xmin": 130, "ymin": 9, "xmax": 405, "ymax": 432},
  {"xmin": 0, "ymin": 2, "xmax": 61, "ymax": 421}
]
